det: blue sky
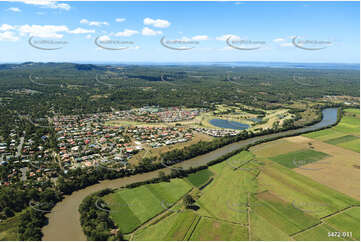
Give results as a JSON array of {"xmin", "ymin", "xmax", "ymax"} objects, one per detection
[{"xmin": 0, "ymin": 1, "xmax": 359, "ymax": 63}]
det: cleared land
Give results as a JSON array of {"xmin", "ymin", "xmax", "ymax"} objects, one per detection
[
  {"xmin": 188, "ymin": 217, "xmax": 248, "ymax": 241},
  {"xmin": 109, "ymin": 111, "xmax": 359, "ymax": 240},
  {"xmin": 269, "ymin": 149, "xmax": 329, "ymax": 168},
  {"xmin": 185, "ymin": 169, "xmax": 214, "ymax": 188},
  {"xmin": 133, "ymin": 211, "xmax": 199, "ymax": 241},
  {"xmin": 103, "ymin": 178, "xmax": 191, "ymax": 234},
  {"xmin": 303, "ymin": 109, "xmax": 360, "ymax": 152}
]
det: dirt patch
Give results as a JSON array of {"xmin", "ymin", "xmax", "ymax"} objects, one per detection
[{"xmin": 292, "ymin": 138, "xmax": 360, "ymax": 200}]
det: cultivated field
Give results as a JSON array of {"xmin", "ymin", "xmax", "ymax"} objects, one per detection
[
  {"xmin": 104, "ymin": 110, "xmax": 359, "ymax": 240},
  {"xmin": 102, "ymin": 178, "xmax": 192, "ymax": 234},
  {"xmin": 303, "ymin": 108, "xmax": 360, "ymax": 152}
]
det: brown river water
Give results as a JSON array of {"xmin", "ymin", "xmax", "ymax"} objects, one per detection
[{"xmin": 42, "ymin": 108, "xmax": 338, "ymax": 241}]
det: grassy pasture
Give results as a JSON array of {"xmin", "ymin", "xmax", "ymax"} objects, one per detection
[
  {"xmin": 257, "ymin": 162, "xmax": 358, "ymax": 218},
  {"xmin": 188, "ymin": 217, "xmax": 249, "ymax": 241},
  {"xmin": 303, "ymin": 108, "xmax": 360, "ymax": 152},
  {"xmin": 186, "ymin": 169, "xmax": 214, "ymax": 188},
  {"xmin": 133, "ymin": 211, "xmax": 199, "ymax": 241},
  {"xmin": 325, "ymin": 135, "xmax": 359, "ymax": 145},
  {"xmin": 250, "ymin": 211, "xmax": 291, "ymax": 240},
  {"xmin": 103, "ymin": 178, "xmax": 191, "ymax": 233},
  {"xmin": 254, "ymin": 191, "xmax": 320, "ymax": 235},
  {"xmin": 269, "ymin": 149, "xmax": 329, "ymax": 168},
  {"xmin": 338, "ymin": 139, "xmax": 360, "ymax": 153},
  {"xmin": 324, "ymin": 207, "xmax": 360, "ymax": 240},
  {"xmin": 196, "ymin": 151, "xmax": 258, "ymax": 224},
  {"xmin": 293, "ymin": 224, "xmax": 351, "ymax": 241}
]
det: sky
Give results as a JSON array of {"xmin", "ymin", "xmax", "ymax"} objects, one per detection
[{"xmin": 0, "ymin": 0, "xmax": 359, "ymax": 63}]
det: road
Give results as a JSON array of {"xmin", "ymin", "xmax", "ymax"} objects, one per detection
[{"xmin": 16, "ymin": 133, "xmax": 25, "ymax": 158}]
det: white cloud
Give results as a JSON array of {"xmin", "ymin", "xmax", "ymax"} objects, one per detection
[
  {"xmin": 8, "ymin": 7, "xmax": 21, "ymax": 12},
  {"xmin": 68, "ymin": 27, "xmax": 95, "ymax": 34},
  {"xmin": 85, "ymin": 34, "xmax": 92, "ymax": 39},
  {"xmin": 216, "ymin": 34, "xmax": 239, "ymax": 41},
  {"xmin": 0, "ymin": 31, "xmax": 19, "ymax": 41},
  {"xmin": 98, "ymin": 35, "xmax": 110, "ymax": 41},
  {"xmin": 115, "ymin": 18, "xmax": 126, "ymax": 23},
  {"xmin": 11, "ymin": 0, "xmax": 70, "ymax": 10},
  {"xmin": 192, "ymin": 35, "xmax": 208, "ymax": 41},
  {"xmin": 0, "ymin": 24, "xmax": 15, "ymax": 31},
  {"xmin": 18, "ymin": 24, "xmax": 69, "ymax": 38},
  {"xmin": 80, "ymin": 19, "xmax": 109, "ymax": 27},
  {"xmin": 280, "ymin": 42, "xmax": 293, "ymax": 47},
  {"xmin": 273, "ymin": 38, "xmax": 285, "ymax": 43},
  {"xmin": 144, "ymin": 17, "xmax": 170, "ymax": 28},
  {"xmin": 142, "ymin": 27, "xmax": 162, "ymax": 36},
  {"xmin": 114, "ymin": 29, "xmax": 138, "ymax": 37}
]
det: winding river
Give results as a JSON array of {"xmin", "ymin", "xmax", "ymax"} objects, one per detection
[{"xmin": 42, "ymin": 108, "xmax": 338, "ymax": 241}]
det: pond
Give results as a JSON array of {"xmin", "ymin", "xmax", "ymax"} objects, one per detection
[{"xmin": 209, "ymin": 119, "xmax": 249, "ymax": 130}]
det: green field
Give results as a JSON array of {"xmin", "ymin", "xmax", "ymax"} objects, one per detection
[
  {"xmin": 0, "ymin": 215, "xmax": 21, "ymax": 241},
  {"xmin": 108, "ymin": 132, "xmax": 359, "ymax": 241},
  {"xmin": 253, "ymin": 191, "xmax": 320, "ymax": 235},
  {"xmin": 133, "ymin": 211, "xmax": 199, "ymax": 241},
  {"xmin": 269, "ymin": 149, "xmax": 329, "ymax": 168},
  {"xmin": 185, "ymin": 169, "xmax": 213, "ymax": 188},
  {"xmin": 303, "ymin": 108, "xmax": 360, "ymax": 152},
  {"xmin": 258, "ymin": 162, "xmax": 358, "ymax": 218},
  {"xmin": 293, "ymin": 224, "xmax": 352, "ymax": 241},
  {"xmin": 189, "ymin": 217, "xmax": 249, "ymax": 241},
  {"xmin": 103, "ymin": 178, "xmax": 191, "ymax": 233},
  {"xmin": 196, "ymin": 151, "xmax": 258, "ymax": 224},
  {"xmin": 324, "ymin": 207, "xmax": 360, "ymax": 240}
]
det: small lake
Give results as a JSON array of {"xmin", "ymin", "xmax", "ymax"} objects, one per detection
[{"xmin": 209, "ymin": 119, "xmax": 249, "ymax": 130}]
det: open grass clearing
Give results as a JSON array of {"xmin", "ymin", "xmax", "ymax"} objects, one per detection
[
  {"xmin": 269, "ymin": 149, "xmax": 329, "ymax": 169},
  {"xmin": 132, "ymin": 211, "xmax": 198, "ymax": 241},
  {"xmin": 188, "ymin": 217, "xmax": 249, "ymax": 241},
  {"xmin": 324, "ymin": 207, "xmax": 360, "ymax": 240},
  {"xmin": 185, "ymin": 168, "xmax": 214, "ymax": 188},
  {"xmin": 254, "ymin": 191, "xmax": 320, "ymax": 235},
  {"xmin": 103, "ymin": 178, "xmax": 191, "ymax": 233},
  {"xmin": 293, "ymin": 223, "xmax": 351, "ymax": 241},
  {"xmin": 256, "ymin": 161, "xmax": 358, "ymax": 218}
]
